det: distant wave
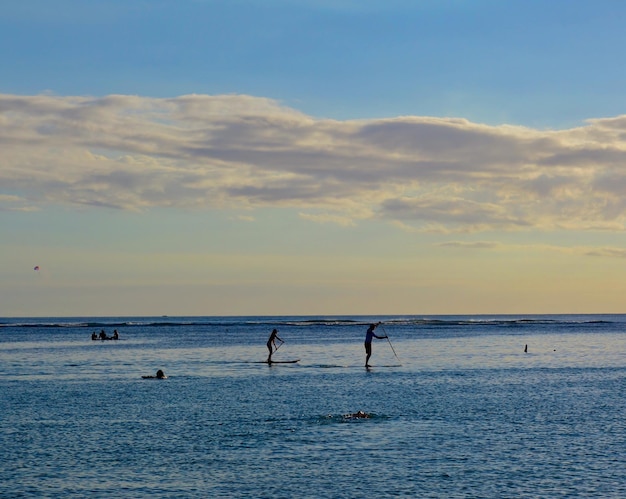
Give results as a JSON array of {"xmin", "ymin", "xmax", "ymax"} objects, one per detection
[
  {"xmin": 0, "ymin": 321, "xmax": 95, "ymax": 328},
  {"xmin": 281, "ymin": 319, "xmax": 362, "ymax": 327},
  {"xmin": 0, "ymin": 320, "xmax": 202, "ymax": 329},
  {"xmin": 0, "ymin": 315, "xmax": 616, "ymax": 329},
  {"xmin": 381, "ymin": 317, "xmax": 614, "ymax": 327}
]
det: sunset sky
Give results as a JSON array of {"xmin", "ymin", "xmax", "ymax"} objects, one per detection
[{"xmin": 3, "ymin": 0, "xmax": 626, "ymax": 316}]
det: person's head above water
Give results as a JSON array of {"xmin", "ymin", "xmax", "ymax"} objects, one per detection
[{"xmin": 156, "ymin": 369, "xmax": 165, "ymax": 379}]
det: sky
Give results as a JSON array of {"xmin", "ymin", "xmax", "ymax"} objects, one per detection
[{"xmin": 2, "ymin": 0, "xmax": 626, "ymax": 317}]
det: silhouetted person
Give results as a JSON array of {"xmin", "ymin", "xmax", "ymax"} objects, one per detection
[
  {"xmin": 99, "ymin": 329, "xmax": 108, "ymax": 340},
  {"xmin": 143, "ymin": 369, "xmax": 166, "ymax": 379},
  {"xmin": 266, "ymin": 329, "xmax": 283, "ymax": 363},
  {"xmin": 364, "ymin": 322, "xmax": 386, "ymax": 367},
  {"xmin": 112, "ymin": 329, "xmax": 119, "ymax": 340}
]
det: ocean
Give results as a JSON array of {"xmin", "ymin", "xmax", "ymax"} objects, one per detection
[{"xmin": 1, "ymin": 315, "xmax": 625, "ymax": 498}]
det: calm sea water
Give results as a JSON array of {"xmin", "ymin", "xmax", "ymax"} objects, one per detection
[{"xmin": 1, "ymin": 315, "xmax": 625, "ymax": 498}]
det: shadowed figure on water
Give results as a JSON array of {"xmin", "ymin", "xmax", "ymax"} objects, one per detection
[
  {"xmin": 142, "ymin": 369, "xmax": 167, "ymax": 379},
  {"xmin": 266, "ymin": 328, "xmax": 283, "ymax": 363},
  {"xmin": 364, "ymin": 322, "xmax": 387, "ymax": 367}
]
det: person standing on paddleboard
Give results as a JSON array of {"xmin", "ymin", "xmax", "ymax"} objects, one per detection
[
  {"xmin": 267, "ymin": 328, "xmax": 283, "ymax": 363},
  {"xmin": 364, "ymin": 322, "xmax": 387, "ymax": 367}
]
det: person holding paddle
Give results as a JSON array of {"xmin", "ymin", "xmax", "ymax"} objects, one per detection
[
  {"xmin": 364, "ymin": 322, "xmax": 387, "ymax": 367},
  {"xmin": 266, "ymin": 328, "xmax": 283, "ymax": 363}
]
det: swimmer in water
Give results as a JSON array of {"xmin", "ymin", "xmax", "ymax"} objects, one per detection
[
  {"xmin": 142, "ymin": 369, "xmax": 167, "ymax": 379},
  {"xmin": 343, "ymin": 411, "xmax": 371, "ymax": 420}
]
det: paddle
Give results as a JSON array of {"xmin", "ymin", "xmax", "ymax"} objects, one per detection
[{"xmin": 380, "ymin": 325, "xmax": 401, "ymax": 364}]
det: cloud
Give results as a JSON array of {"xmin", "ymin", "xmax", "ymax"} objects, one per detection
[
  {"xmin": 434, "ymin": 242, "xmax": 626, "ymax": 259},
  {"xmin": 299, "ymin": 212, "xmax": 356, "ymax": 227},
  {"xmin": 0, "ymin": 194, "xmax": 39, "ymax": 212},
  {"xmin": 235, "ymin": 215, "xmax": 256, "ymax": 223},
  {"xmin": 437, "ymin": 241, "xmax": 501, "ymax": 249},
  {"xmin": 584, "ymin": 247, "xmax": 626, "ymax": 258},
  {"xmin": 2, "ymin": 92, "xmax": 626, "ymax": 232}
]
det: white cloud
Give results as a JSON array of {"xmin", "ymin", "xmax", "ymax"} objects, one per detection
[
  {"xmin": 436, "ymin": 241, "xmax": 501, "ymax": 249},
  {"xmin": 235, "ymin": 215, "xmax": 256, "ymax": 222},
  {"xmin": 0, "ymin": 193, "xmax": 39, "ymax": 212},
  {"xmin": 2, "ymin": 92, "xmax": 626, "ymax": 232},
  {"xmin": 298, "ymin": 212, "xmax": 356, "ymax": 227}
]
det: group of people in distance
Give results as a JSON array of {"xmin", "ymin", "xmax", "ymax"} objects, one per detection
[
  {"xmin": 88, "ymin": 328, "xmax": 166, "ymax": 379},
  {"xmin": 267, "ymin": 321, "xmax": 388, "ymax": 367},
  {"xmin": 91, "ymin": 329, "xmax": 119, "ymax": 341}
]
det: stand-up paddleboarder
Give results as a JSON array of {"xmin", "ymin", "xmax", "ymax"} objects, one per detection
[
  {"xmin": 364, "ymin": 322, "xmax": 387, "ymax": 367},
  {"xmin": 267, "ymin": 328, "xmax": 283, "ymax": 363}
]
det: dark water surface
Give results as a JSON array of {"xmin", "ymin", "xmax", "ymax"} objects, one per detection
[{"xmin": 1, "ymin": 315, "xmax": 625, "ymax": 497}]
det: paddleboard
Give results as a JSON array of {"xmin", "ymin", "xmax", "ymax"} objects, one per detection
[
  {"xmin": 254, "ymin": 359, "xmax": 300, "ymax": 364},
  {"xmin": 309, "ymin": 364, "xmax": 401, "ymax": 369}
]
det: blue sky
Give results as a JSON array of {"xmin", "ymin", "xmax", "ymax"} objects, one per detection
[
  {"xmin": 2, "ymin": 0, "xmax": 626, "ymax": 316},
  {"xmin": 4, "ymin": 0, "xmax": 626, "ymax": 125}
]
